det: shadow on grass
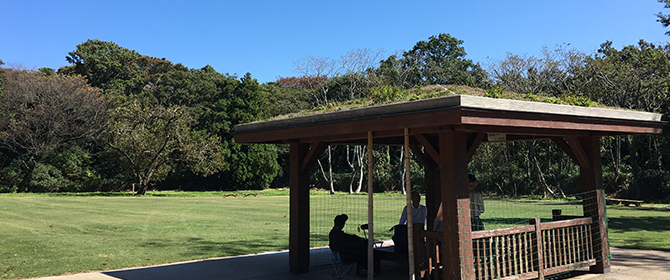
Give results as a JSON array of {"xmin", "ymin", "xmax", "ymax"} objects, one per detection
[
  {"xmin": 608, "ymin": 216, "xmax": 670, "ymax": 232},
  {"xmin": 139, "ymin": 237, "xmax": 288, "ymax": 260},
  {"xmin": 608, "ymin": 215, "xmax": 670, "ymax": 251}
]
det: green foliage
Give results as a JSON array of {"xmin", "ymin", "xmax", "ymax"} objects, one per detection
[
  {"xmin": 61, "ymin": 39, "xmax": 143, "ymax": 95},
  {"xmin": 483, "ymin": 41, "xmax": 670, "ymax": 200},
  {"xmin": 523, "ymin": 93, "xmax": 540, "ymax": 101},
  {"xmin": 559, "ymin": 93, "xmax": 595, "ymax": 107},
  {"xmin": 370, "ymin": 85, "xmax": 405, "ymax": 102},
  {"xmin": 577, "ymin": 40, "xmax": 670, "ymax": 112},
  {"xmin": 487, "ymin": 47, "xmax": 587, "ymax": 97},
  {"xmin": 30, "ymin": 163, "xmax": 71, "ymax": 192},
  {"xmin": 221, "ymin": 73, "xmax": 280, "ymax": 190},
  {"xmin": 656, "ymin": 0, "xmax": 670, "ymax": 35},
  {"xmin": 5, "ymin": 36, "xmax": 670, "ymax": 201},
  {"xmin": 104, "ymin": 99, "xmax": 224, "ymax": 194},
  {"xmin": 261, "ymin": 83, "xmax": 313, "ymax": 117},
  {"xmin": 375, "ymin": 33, "xmax": 490, "ymax": 89},
  {"xmin": 484, "ymin": 85, "xmax": 506, "ymax": 98},
  {"xmin": 469, "ymin": 141, "xmax": 580, "ymax": 197},
  {"xmin": 0, "ymin": 69, "xmax": 107, "ymax": 192},
  {"xmin": 0, "ymin": 158, "xmax": 22, "ymax": 192}
]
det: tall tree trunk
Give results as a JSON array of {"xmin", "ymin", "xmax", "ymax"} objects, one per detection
[
  {"xmin": 347, "ymin": 145, "xmax": 357, "ymax": 194},
  {"xmin": 347, "ymin": 145, "xmax": 365, "ymax": 194},
  {"xmin": 318, "ymin": 145, "xmax": 335, "ymax": 194},
  {"xmin": 136, "ymin": 180, "xmax": 148, "ymax": 195},
  {"xmin": 355, "ymin": 146, "xmax": 364, "ymax": 193},
  {"xmin": 533, "ymin": 154, "xmax": 560, "ymax": 198}
]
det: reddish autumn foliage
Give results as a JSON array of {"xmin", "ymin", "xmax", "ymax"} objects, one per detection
[{"xmin": 277, "ymin": 75, "xmax": 328, "ymax": 90}]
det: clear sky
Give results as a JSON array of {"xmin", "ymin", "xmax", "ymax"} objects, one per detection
[{"xmin": 2, "ymin": 0, "xmax": 669, "ymax": 84}]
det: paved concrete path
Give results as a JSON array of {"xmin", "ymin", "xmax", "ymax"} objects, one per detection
[
  {"xmin": 29, "ymin": 247, "xmax": 670, "ymax": 280},
  {"xmin": 569, "ymin": 247, "xmax": 670, "ymax": 280}
]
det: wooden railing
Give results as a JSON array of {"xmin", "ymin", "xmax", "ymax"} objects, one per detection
[{"xmin": 419, "ymin": 217, "xmax": 595, "ymax": 280}]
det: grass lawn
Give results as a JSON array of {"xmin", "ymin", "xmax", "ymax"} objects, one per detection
[{"xmin": 0, "ymin": 192, "xmax": 668, "ymax": 279}]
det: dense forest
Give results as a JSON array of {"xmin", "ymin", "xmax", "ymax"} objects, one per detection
[{"xmin": 1, "ymin": 32, "xmax": 670, "ymax": 200}]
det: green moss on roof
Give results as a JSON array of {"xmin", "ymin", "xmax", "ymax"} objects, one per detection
[{"xmin": 270, "ymin": 84, "xmax": 602, "ymax": 121}]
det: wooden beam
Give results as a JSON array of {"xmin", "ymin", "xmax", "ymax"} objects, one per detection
[
  {"xmin": 409, "ymin": 144, "xmax": 429, "ymax": 166},
  {"xmin": 461, "ymin": 124, "xmax": 593, "ymax": 138},
  {"xmin": 461, "ymin": 115, "xmax": 662, "ymax": 135},
  {"xmin": 565, "ymin": 136, "xmax": 590, "ymax": 169},
  {"xmin": 466, "ymin": 132, "xmax": 485, "ymax": 162},
  {"xmin": 301, "ymin": 142, "xmax": 328, "ymax": 172},
  {"xmin": 551, "ymin": 137, "xmax": 580, "ymax": 165},
  {"xmin": 415, "ymin": 133, "xmax": 444, "ymax": 166}
]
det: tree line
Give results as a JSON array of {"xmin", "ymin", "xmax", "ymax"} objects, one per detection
[{"xmin": 1, "ymin": 32, "xmax": 669, "ymax": 200}]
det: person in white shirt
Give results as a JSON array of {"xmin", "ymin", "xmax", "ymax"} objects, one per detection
[{"xmin": 399, "ymin": 191, "xmax": 427, "ymax": 226}]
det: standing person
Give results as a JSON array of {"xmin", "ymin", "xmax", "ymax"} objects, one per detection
[
  {"xmin": 469, "ymin": 174, "xmax": 485, "ymax": 231},
  {"xmin": 432, "ymin": 174, "xmax": 485, "ymax": 232},
  {"xmin": 399, "ymin": 191, "xmax": 427, "ymax": 226},
  {"xmin": 328, "ymin": 214, "xmax": 368, "ymax": 275}
]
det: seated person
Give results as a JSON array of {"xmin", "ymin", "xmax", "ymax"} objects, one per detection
[
  {"xmin": 329, "ymin": 214, "xmax": 368, "ymax": 274},
  {"xmin": 394, "ymin": 191, "xmax": 427, "ymax": 252},
  {"xmin": 399, "ymin": 191, "xmax": 427, "ymax": 226}
]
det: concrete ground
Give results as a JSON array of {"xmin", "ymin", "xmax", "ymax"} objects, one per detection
[{"xmin": 30, "ymin": 247, "xmax": 670, "ymax": 280}]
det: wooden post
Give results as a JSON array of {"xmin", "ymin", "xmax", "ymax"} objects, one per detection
[
  {"xmin": 531, "ymin": 218, "xmax": 545, "ymax": 280},
  {"xmin": 405, "ymin": 128, "xmax": 416, "ymax": 280},
  {"xmin": 579, "ymin": 137, "xmax": 611, "ymax": 273},
  {"xmin": 438, "ymin": 130, "xmax": 474, "ymax": 280},
  {"xmin": 289, "ymin": 143, "xmax": 310, "ymax": 273},
  {"xmin": 367, "ymin": 131, "xmax": 374, "ymax": 280}
]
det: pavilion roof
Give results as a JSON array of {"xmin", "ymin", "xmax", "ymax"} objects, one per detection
[{"xmin": 233, "ymin": 95, "xmax": 664, "ymax": 145}]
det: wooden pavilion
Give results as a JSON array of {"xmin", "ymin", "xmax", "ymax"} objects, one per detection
[{"xmin": 233, "ymin": 94, "xmax": 664, "ymax": 280}]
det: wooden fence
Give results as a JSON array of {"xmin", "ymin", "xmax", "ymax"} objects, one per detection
[{"xmin": 419, "ymin": 217, "xmax": 596, "ymax": 280}]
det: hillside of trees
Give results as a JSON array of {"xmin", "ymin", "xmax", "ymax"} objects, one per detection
[{"xmin": 1, "ymin": 33, "xmax": 669, "ymax": 200}]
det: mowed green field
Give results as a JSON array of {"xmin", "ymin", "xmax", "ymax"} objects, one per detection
[
  {"xmin": 1, "ymin": 193, "xmax": 668, "ymax": 279},
  {"xmin": 0, "ymin": 194, "xmax": 293, "ymax": 279}
]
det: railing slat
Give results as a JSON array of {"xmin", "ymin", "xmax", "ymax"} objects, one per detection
[
  {"xmin": 524, "ymin": 233, "xmax": 529, "ymax": 273},
  {"xmin": 496, "ymin": 236, "xmax": 502, "ymax": 278},
  {"xmin": 570, "ymin": 227, "xmax": 579, "ymax": 262},
  {"xmin": 489, "ymin": 237, "xmax": 494, "ymax": 279},
  {"xmin": 472, "ymin": 240, "xmax": 484, "ymax": 279},
  {"xmin": 563, "ymin": 227, "xmax": 569, "ymax": 265},
  {"xmin": 577, "ymin": 225, "xmax": 583, "ymax": 262}
]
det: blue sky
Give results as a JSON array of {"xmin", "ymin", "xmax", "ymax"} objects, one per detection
[{"xmin": 2, "ymin": 0, "xmax": 669, "ymax": 83}]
